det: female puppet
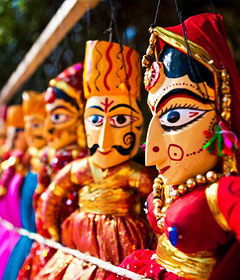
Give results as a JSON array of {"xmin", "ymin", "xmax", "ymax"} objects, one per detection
[
  {"xmin": 2, "ymin": 91, "xmax": 47, "ymax": 280},
  {"xmin": 0, "ymin": 105, "xmax": 28, "ymax": 279},
  {"xmin": 107, "ymin": 13, "xmax": 240, "ymax": 280},
  {"xmin": 35, "ymin": 40, "xmax": 155, "ymax": 280},
  {"xmin": 18, "ymin": 63, "xmax": 88, "ymax": 279}
]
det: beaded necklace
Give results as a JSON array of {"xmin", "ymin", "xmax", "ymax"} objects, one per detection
[{"xmin": 152, "ymin": 170, "xmax": 221, "ymax": 230}]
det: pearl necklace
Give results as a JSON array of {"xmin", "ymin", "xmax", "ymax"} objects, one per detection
[{"xmin": 152, "ymin": 171, "xmax": 221, "ymax": 230}]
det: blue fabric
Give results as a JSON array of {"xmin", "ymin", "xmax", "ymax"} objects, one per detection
[{"xmin": 3, "ymin": 172, "xmax": 37, "ymax": 280}]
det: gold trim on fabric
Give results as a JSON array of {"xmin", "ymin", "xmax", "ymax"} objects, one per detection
[
  {"xmin": 153, "ymin": 27, "xmax": 221, "ymax": 109},
  {"xmin": 205, "ymin": 182, "xmax": 230, "ymax": 231},
  {"xmin": 79, "ymin": 160, "xmax": 141, "ymax": 215},
  {"xmin": 156, "ymin": 234, "xmax": 216, "ymax": 280},
  {"xmin": 49, "ymin": 80, "xmax": 80, "ymax": 100},
  {"xmin": 79, "ymin": 186, "xmax": 141, "ymax": 215}
]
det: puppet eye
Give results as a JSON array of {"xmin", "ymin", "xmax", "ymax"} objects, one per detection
[
  {"xmin": 159, "ymin": 108, "xmax": 207, "ymax": 132},
  {"xmin": 110, "ymin": 115, "xmax": 137, "ymax": 128},
  {"xmin": 32, "ymin": 122, "xmax": 41, "ymax": 129},
  {"xmin": 50, "ymin": 113, "xmax": 72, "ymax": 124},
  {"xmin": 87, "ymin": 115, "xmax": 104, "ymax": 127}
]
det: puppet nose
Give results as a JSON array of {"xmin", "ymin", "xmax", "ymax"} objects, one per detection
[
  {"xmin": 145, "ymin": 116, "xmax": 166, "ymax": 166},
  {"xmin": 98, "ymin": 120, "xmax": 112, "ymax": 151}
]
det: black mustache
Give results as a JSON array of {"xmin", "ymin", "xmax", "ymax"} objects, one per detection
[
  {"xmin": 89, "ymin": 132, "xmax": 136, "ymax": 156},
  {"xmin": 89, "ymin": 144, "xmax": 99, "ymax": 156}
]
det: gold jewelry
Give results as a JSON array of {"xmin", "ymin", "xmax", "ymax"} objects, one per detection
[
  {"xmin": 153, "ymin": 171, "xmax": 221, "ymax": 230},
  {"xmin": 142, "ymin": 27, "xmax": 157, "ymax": 68}
]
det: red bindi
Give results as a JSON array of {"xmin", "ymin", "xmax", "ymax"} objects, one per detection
[{"xmin": 152, "ymin": 146, "xmax": 160, "ymax": 152}]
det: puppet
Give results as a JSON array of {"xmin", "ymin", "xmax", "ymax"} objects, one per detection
[
  {"xmin": 0, "ymin": 105, "xmax": 28, "ymax": 279},
  {"xmin": 108, "ymin": 13, "xmax": 240, "ymax": 280},
  {"xmin": 18, "ymin": 63, "xmax": 87, "ymax": 279},
  {"xmin": 35, "ymin": 40, "xmax": 155, "ymax": 280},
  {"xmin": 2, "ymin": 91, "xmax": 47, "ymax": 279}
]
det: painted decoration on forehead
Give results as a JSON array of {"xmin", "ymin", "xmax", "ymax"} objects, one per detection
[
  {"xmin": 107, "ymin": 13, "xmax": 240, "ymax": 280},
  {"xmin": 22, "ymin": 91, "xmax": 47, "ymax": 150},
  {"xmin": 145, "ymin": 47, "xmax": 216, "ymax": 114},
  {"xmin": 44, "ymin": 62, "xmax": 86, "ymax": 150},
  {"xmin": 83, "ymin": 40, "xmax": 143, "ymax": 169}
]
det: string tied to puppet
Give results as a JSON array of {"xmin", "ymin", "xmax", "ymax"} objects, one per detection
[{"xmin": 203, "ymin": 121, "xmax": 239, "ymax": 156}]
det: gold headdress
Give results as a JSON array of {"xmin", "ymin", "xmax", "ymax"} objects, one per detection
[
  {"xmin": 22, "ymin": 91, "xmax": 46, "ymax": 119},
  {"xmin": 6, "ymin": 105, "xmax": 24, "ymax": 129}
]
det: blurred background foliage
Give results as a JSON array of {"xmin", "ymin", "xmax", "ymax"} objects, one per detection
[{"xmin": 0, "ymin": 0, "xmax": 239, "ymax": 106}]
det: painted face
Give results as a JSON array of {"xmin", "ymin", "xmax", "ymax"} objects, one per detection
[
  {"xmin": 45, "ymin": 98, "xmax": 79, "ymax": 150},
  {"xmin": 24, "ymin": 115, "xmax": 46, "ymax": 149},
  {"xmin": 5, "ymin": 127, "xmax": 27, "ymax": 152},
  {"xmin": 145, "ymin": 47, "xmax": 218, "ymax": 185},
  {"xmin": 84, "ymin": 95, "xmax": 143, "ymax": 169}
]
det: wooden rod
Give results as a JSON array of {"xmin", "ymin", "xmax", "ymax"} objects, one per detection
[{"xmin": 0, "ymin": 0, "xmax": 101, "ymax": 103}]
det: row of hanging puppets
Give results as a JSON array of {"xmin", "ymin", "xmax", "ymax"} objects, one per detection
[{"xmin": 1, "ymin": 12, "xmax": 240, "ymax": 280}]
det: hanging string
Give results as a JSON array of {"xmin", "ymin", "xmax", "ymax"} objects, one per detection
[
  {"xmin": 0, "ymin": 217, "xmax": 150, "ymax": 280},
  {"xmin": 174, "ymin": 0, "xmax": 211, "ymax": 101},
  {"xmin": 151, "ymin": 0, "xmax": 161, "ymax": 28},
  {"xmin": 104, "ymin": 2, "xmax": 113, "ymax": 42},
  {"xmin": 209, "ymin": 0, "xmax": 225, "ymax": 53},
  {"xmin": 108, "ymin": 0, "xmax": 121, "ymax": 45},
  {"xmin": 108, "ymin": 0, "xmax": 134, "ymax": 161}
]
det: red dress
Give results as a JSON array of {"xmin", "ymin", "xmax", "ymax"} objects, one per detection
[{"xmin": 107, "ymin": 176, "xmax": 240, "ymax": 280}]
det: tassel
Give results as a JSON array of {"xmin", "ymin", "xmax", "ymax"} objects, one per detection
[
  {"xmin": 140, "ymin": 141, "xmax": 146, "ymax": 151},
  {"xmin": 203, "ymin": 121, "xmax": 239, "ymax": 156}
]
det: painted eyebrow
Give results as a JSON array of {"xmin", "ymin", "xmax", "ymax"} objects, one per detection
[
  {"xmin": 50, "ymin": 105, "xmax": 76, "ymax": 114},
  {"xmin": 87, "ymin": 105, "xmax": 104, "ymax": 111},
  {"xmin": 156, "ymin": 89, "xmax": 213, "ymax": 113},
  {"xmin": 109, "ymin": 104, "xmax": 139, "ymax": 113}
]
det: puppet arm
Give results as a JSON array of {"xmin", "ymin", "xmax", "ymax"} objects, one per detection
[{"xmin": 39, "ymin": 162, "xmax": 75, "ymax": 241}]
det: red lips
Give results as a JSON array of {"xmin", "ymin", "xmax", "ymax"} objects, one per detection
[
  {"xmin": 98, "ymin": 150, "xmax": 111, "ymax": 155},
  {"xmin": 159, "ymin": 165, "xmax": 170, "ymax": 174}
]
